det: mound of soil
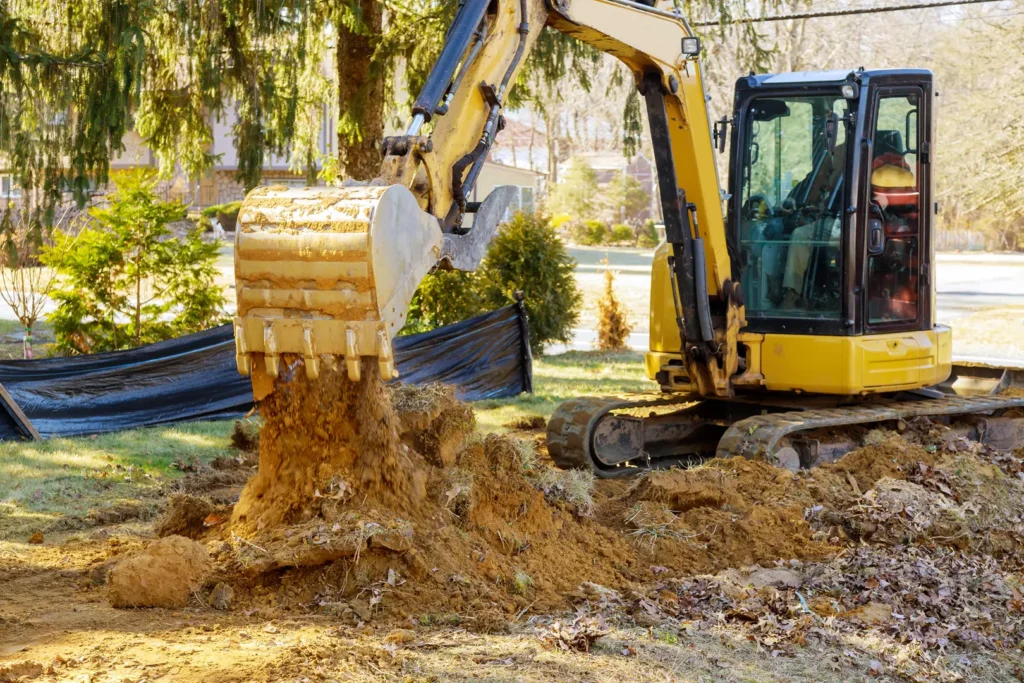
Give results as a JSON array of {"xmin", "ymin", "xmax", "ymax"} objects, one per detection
[
  {"xmin": 108, "ymin": 535, "xmax": 213, "ymax": 608},
  {"xmin": 188, "ymin": 376, "xmax": 1024, "ymax": 628}
]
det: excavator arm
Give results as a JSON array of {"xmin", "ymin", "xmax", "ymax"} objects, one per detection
[{"xmin": 233, "ymin": 0, "xmax": 744, "ymax": 400}]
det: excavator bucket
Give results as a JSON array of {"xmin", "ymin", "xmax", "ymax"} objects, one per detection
[{"xmin": 233, "ymin": 183, "xmax": 443, "ymax": 399}]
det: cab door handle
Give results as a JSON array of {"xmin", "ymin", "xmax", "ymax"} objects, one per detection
[{"xmin": 868, "ymin": 218, "xmax": 885, "ymax": 255}]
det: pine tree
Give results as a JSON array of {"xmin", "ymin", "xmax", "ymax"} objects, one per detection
[
  {"xmin": 1, "ymin": 0, "xmax": 780, "ymax": 224},
  {"xmin": 596, "ymin": 265, "xmax": 631, "ymax": 351}
]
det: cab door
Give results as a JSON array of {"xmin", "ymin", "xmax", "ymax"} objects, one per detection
[{"xmin": 861, "ymin": 83, "xmax": 932, "ymax": 333}]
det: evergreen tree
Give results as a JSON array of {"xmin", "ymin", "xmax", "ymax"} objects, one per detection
[{"xmin": 1, "ymin": 0, "xmax": 779, "ymax": 226}]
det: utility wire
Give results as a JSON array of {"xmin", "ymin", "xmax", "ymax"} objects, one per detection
[{"xmin": 691, "ymin": 0, "xmax": 1006, "ymax": 26}]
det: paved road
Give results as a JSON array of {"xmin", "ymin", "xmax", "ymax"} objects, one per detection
[
  {"xmin": 553, "ymin": 248, "xmax": 1024, "ymax": 358},
  {"xmin": 933, "ymin": 254, "xmax": 1024, "ymax": 321}
]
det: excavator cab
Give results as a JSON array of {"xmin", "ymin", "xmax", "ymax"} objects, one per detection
[
  {"xmin": 649, "ymin": 69, "xmax": 949, "ymax": 397},
  {"xmin": 650, "ymin": 69, "xmax": 947, "ymax": 397},
  {"xmin": 729, "ymin": 69, "xmax": 933, "ymax": 339}
]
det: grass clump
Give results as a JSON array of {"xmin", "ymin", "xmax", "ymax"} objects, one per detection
[
  {"xmin": 624, "ymin": 502, "xmax": 690, "ymax": 550},
  {"xmin": 511, "ymin": 569, "xmax": 533, "ymax": 595},
  {"xmin": 511, "ymin": 438, "xmax": 540, "ymax": 472},
  {"xmin": 532, "ymin": 467, "xmax": 595, "ymax": 516}
]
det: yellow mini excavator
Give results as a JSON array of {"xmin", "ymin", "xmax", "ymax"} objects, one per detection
[{"xmin": 232, "ymin": 0, "xmax": 1024, "ymax": 475}]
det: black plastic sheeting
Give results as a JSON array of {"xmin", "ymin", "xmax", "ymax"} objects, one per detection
[{"xmin": 0, "ymin": 304, "xmax": 532, "ymax": 440}]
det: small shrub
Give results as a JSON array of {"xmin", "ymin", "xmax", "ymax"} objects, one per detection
[
  {"xmin": 402, "ymin": 269, "xmax": 485, "ymax": 335},
  {"xmin": 582, "ymin": 219, "xmax": 608, "ymax": 246},
  {"xmin": 609, "ymin": 223, "xmax": 635, "ymax": 245},
  {"xmin": 637, "ymin": 219, "xmax": 660, "ymax": 248},
  {"xmin": 596, "ymin": 267, "xmax": 632, "ymax": 350},
  {"xmin": 479, "ymin": 211, "xmax": 582, "ymax": 354},
  {"xmin": 43, "ymin": 169, "xmax": 228, "ymax": 354}
]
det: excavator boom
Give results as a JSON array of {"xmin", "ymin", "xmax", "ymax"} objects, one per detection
[{"xmin": 233, "ymin": 0, "xmax": 743, "ymax": 400}]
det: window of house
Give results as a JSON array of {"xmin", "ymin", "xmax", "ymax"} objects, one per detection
[{"xmin": 1, "ymin": 175, "xmax": 21, "ymax": 199}]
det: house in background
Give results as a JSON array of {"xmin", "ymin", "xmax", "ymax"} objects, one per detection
[
  {"xmin": 555, "ymin": 150, "xmax": 658, "ymax": 223},
  {"xmin": 108, "ymin": 105, "xmax": 543, "ymax": 215}
]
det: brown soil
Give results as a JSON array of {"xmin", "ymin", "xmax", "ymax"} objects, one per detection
[
  {"xmin": 5, "ymin": 398, "xmax": 1024, "ymax": 681},
  {"xmin": 154, "ymin": 494, "xmax": 231, "ymax": 539},
  {"xmin": 231, "ymin": 359, "xmax": 426, "ymax": 534},
  {"xmin": 107, "ymin": 535, "xmax": 213, "ymax": 608}
]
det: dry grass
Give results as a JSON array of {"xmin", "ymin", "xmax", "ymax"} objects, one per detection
[
  {"xmin": 531, "ymin": 467, "xmax": 595, "ymax": 516},
  {"xmin": 624, "ymin": 501, "xmax": 692, "ymax": 550},
  {"xmin": 948, "ymin": 305, "xmax": 1024, "ymax": 359}
]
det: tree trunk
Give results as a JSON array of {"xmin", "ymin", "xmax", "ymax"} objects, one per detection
[
  {"xmin": 336, "ymin": 0, "xmax": 385, "ymax": 180},
  {"xmin": 545, "ymin": 110, "xmax": 558, "ymax": 184}
]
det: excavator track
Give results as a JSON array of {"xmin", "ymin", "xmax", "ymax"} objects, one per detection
[
  {"xmin": 717, "ymin": 395, "xmax": 1024, "ymax": 461},
  {"xmin": 547, "ymin": 392, "xmax": 1024, "ymax": 478}
]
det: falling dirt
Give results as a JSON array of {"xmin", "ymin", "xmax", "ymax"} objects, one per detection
[
  {"xmin": 107, "ymin": 535, "xmax": 213, "ymax": 608},
  {"xmin": 231, "ymin": 359, "xmax": 427, "ymax": 534}
]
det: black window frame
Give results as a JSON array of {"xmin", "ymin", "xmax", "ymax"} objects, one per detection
[
  {"xmin": 727, "ymin": 85, "xmax": 854, "ymax": 337},
  {"xmin": 860, "ymin": 84, "xmax": 931, "ymax": 335}
]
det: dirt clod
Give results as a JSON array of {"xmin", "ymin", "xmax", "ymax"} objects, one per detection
[
  {"xmin": 154, "ymin": 494, "xmax": 216, "ymax": 539},
  {"xmin": 107, "ymin": 535, "xmax": 213, "ymax": 608},
  {"xmin": 208, "ymin": 582, "xmax": 234, "ymax": 610},
  {"xmin": 230, "ymin": 419, "xmax": 261, "ymax": 452}
]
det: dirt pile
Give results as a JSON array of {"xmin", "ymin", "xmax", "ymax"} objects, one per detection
[
  {"xmin": 618, "ymin": 459, "xmax": 831, "ymax": 572},
  {"xmin": 108, "ymin": 535, "xmax": 213, "ymax": 608},
  {"xmin": 169, "ymin": 376, "xmax": 1024, "ymax": 629}
]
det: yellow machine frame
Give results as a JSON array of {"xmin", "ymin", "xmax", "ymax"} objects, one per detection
[{"xmin": 646, "ymin": 242, "xmax": 952, "ymax": 395}]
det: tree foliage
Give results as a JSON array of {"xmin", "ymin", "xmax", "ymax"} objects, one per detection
[
  {"xmin": 0, "ymin": 0, "xmax": 147, "ymax": 225},
  {"xmin": 479, "ymin": 212, "xmax": 581, "ymax": 354},
  {"xmin": 547, "ymin": 157, "xmax": 600, "ymax": 223},
  {"xmin": 2, "ymin": 0, "xmax": 783, "ymax": 230},
  {"xmin": 402, "ymin": 269, "xmax": 485, "ymax": 335},
  {"xmin": 42, "ymin": 170, "xmax": 227, "ymax": 354},
  {"xmin": 604, "ymin": 173, "xmax": 649, "ymax": 226}
]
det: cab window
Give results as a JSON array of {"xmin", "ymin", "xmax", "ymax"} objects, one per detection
[
  {"xmin": 866, "ymin": 93, "xmax": 921, "ymax": 327},
  {"xmin": 737, "ymin": 94, "xmax": 848, "ymax": 320}
]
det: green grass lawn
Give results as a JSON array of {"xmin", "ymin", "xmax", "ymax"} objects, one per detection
[
  {"xmin": 0, "ymin": 350, "xmax": 655, "ymax": 540},
  {"xmin": 0, "ymin": 421, "xmax": 236, "ymax": 540},
  {"xmin": 473, "ymin": 349, "xmax": 655, "ymax": 432}
]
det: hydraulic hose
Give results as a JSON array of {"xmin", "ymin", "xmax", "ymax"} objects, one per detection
[{"xmin": 446, "ymin": 0, "xmax": 530, "ymax": 230}]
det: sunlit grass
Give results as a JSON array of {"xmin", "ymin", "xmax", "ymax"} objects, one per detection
[
  {"xmin": 473, "ymin": 349, "xmax": 656, "ymax": 433},
  {"xmin": 0, "ymin": 421, "xmax": 234, "ymax": 540}
]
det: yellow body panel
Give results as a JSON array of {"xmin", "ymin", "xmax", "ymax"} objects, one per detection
[
  {"xmin": 647, "ymin": 242, "xmax": 953, "ymax": 395},
  {"xmin": 647, "ymin": 328, "xmax": 951, "ymax": 395}
]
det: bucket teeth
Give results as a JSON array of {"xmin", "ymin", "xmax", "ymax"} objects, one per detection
[
  {"xmin": 302, "ymin": 327, "xmax": 320, "ymax": 380},
  {"xmin": 377, "ymin": 329, "xmax": 395, "ymax": 380},
  {"xmin": 263, "ymin": 325, "xmax": 280, "ymax": 378},
  {"xmin": 345, "ymin": 329, "xmax": 361, "ymax": 382},
  {"xmin": 234, "ymin": 324, "xmax": 250, "ymax": 376}
]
